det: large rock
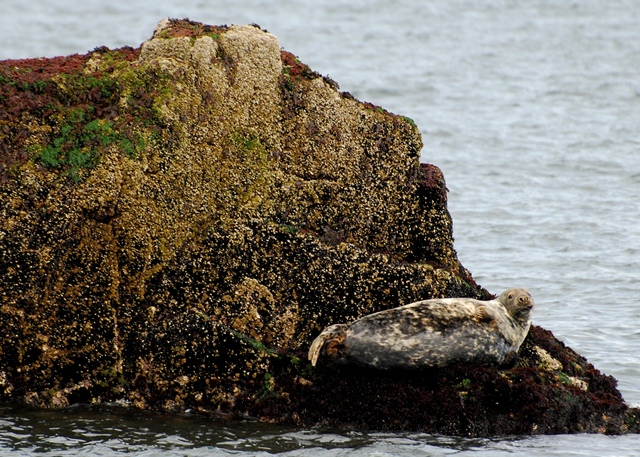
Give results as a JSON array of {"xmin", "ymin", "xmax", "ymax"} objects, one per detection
[{"xmin": 0, "ymin": 19, "xmax": 637, "ymax": 435}]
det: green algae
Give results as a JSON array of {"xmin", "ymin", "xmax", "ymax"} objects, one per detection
[
  {"xmin": 36, "ymin": 107, "xmax": 139, "ymax": 181},
  {"xmin": 402, "ymin": 116, "xmax": 417, "ymax": 128},
  {"xmin": 0, "ymin": 47, "xmax": 159, "ymax": 182},
  {"xmin": 230, "ymin": 329, "xmax": 276, "ymax": 357}
]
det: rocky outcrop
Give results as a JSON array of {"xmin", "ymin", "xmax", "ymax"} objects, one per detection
[{"xmin": 0, "ymin": 19, "xmax": 637, "ymax": 435}]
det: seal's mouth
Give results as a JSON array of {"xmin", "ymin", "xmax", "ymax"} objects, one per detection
[{"xmin": 515, "ymin": 308, "xmax": 533, "ymax": 323}]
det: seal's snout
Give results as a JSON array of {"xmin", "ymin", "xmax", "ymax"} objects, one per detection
[
  {"xmin": 518, "ymin": 295, "xmax": 533, "ymax": 306},
  {"xmin": 519, "ymin": 294, "xmax": 534, "ymax": 311},
  {"xmin": 519, "ymin": 295, "xmax": 533, "ymax": 308}
]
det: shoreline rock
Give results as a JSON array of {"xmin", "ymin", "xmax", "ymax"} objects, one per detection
[{"xmin": 0, "ymin": 19, "xmax": 637, "ymax": 436}]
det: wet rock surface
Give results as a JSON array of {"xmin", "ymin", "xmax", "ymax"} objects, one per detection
[{"xmin": 0, "ymin": 19, "xmax": 637, "ymax": 436}]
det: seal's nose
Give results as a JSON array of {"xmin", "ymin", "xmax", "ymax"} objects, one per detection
[{"xmin": 519, "ymin": 295, "xmax": 533, "ymax": 308}]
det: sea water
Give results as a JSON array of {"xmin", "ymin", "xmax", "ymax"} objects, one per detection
[{"xmin": 1, "ymin": 0, "xmax": 639, "ymax": 455}]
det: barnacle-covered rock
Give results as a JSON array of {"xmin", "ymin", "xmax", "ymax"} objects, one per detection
[{"xmin": 0, "ymin": 19, "xmax": 637, "ymax": 436}]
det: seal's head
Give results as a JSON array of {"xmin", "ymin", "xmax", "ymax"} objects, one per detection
[{"xmin": 497, "ymin": 288, "xmax": 534, "ymax": 326}]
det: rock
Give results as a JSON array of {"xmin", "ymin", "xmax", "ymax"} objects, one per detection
[{"xmin": 0, "ymin": 19, "xmax": 637, "ymax": 435}]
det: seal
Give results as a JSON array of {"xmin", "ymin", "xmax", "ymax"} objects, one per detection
[{"xmin": 308, "ymin": 288, "xmax": 534, "ymax": 369}]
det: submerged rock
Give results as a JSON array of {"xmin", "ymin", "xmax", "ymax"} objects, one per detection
[{"xmin": 0, "ymin": 19, "xmax": 637, "ymax": 436}]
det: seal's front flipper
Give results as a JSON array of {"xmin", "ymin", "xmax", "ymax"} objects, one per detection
[{"xmin": 308, "ymin": 324, "xmax": 347, "ymax": 366}]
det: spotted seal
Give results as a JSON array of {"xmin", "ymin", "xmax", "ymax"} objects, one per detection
[{"xmin": 308, "ymin": 288, "xmax": 534, "ymax": 369}]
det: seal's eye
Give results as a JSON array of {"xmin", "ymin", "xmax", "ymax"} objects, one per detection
[{"xmin": 508, "ymin": 294, "xmax": 514, "ymax": 300}]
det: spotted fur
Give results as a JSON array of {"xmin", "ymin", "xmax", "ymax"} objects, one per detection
[{"xmin": 308, "ymin": 288, "xmax": 534, "ymax": 369}]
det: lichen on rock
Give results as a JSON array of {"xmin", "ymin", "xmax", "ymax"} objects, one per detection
[{"xmin": 0, "ymin": 19, "xmax": 637, "ymax": 436}]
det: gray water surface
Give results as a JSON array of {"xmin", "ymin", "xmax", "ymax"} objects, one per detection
[
  {"xmin": 2, "ymin": 404, "xmax": 639, "ymax": 457},
  {"xmin": 1, "ymin": 0, "xmax": 639, "ymax": 455}
]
